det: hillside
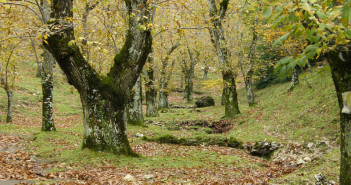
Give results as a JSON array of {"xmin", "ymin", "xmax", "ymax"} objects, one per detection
[{"xmin": 0, "ymin": 62, "xmax": 340, "ymax": 184}]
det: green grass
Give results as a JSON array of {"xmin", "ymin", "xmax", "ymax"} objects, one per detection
[{"xmin": 0, "ymin": 61, "xmax": 342, "ymax": 184}]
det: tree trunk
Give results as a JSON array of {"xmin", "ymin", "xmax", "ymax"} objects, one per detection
[
  {"xmin": 223, "ymin": 71, "xmax": 240, "ymax": 117},
  {"xmin": 183, "ymin": 48, "xmax": 197, "ymax": 103},
  {"xmin": 159, "ymin": 82, "xmax": 169, "ymax": 109},
  {"xmin": 288, "ymin": 66, "xmax": 299, "ymax": 93},
  {"xmin": 127, "ymin": 76, "xmax": 144, "ymax": 125},
  {"xmin": 245, "ymin": 19, "xmax": 258, "ymax": 106},
  {"xmin": 221, "ymin": 87, "xmax": 225, "ymax": 106},
  {"xmin": 246, "ymin": 79, "xmax": 255, "ymax": 106},
  {"xmin": 203, "ymin": 65, "xmax": 209, "ymax": 80},
  {"xmin": 41, "ymin": 48, "xmax": 56, "ymax": 131},
  {"xmin": 184, "ymin": 75, "xmax": 193, "ymax": 102},
  {"xmin": 6, "ymin": 90, "xmax": 12, "ymax": 123},
  {"xmin": 44, "ymin": 0, "xmax": 152, "ymax": 155},
  {"xmin": 326, "ymin": 46, "xmax": 351, "ymax": 185},
  {"xmin": 207, "ymin": 0, "xmax": 240, "ymax": 117},
  {"xmin": 158, "ymin": 43, "xmax": 178, "ymax": 109},
  {"xmin": 145, "ymin": 54, "xmax": 158, "ymax": 117},
  {"xmin": 36, "ymin": 62, "xmax": 42, "ymax": 78}
]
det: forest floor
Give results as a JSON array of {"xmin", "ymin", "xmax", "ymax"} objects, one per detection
[{"xmin": 0, "ymin": 63, "xmax": 341, "ymax": 184}]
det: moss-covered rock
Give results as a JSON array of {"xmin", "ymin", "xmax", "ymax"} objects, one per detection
[
  {"xmin": 142, "ymin": 134, "xmax": 243, "ymax": 149},
  {"xmin": 195, "ymin": 96, "xmax": 215, "ymax": 108}
]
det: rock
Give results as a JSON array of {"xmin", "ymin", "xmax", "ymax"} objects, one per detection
[
  {"xmin": 303, "ymin": 156, "xmax": 312, "ymax": 163},
  {"xmin": 136, "ymin": 133, "xmax": 144, "ymax": 138},
  {"xmin": 143, "ymin": 174, "xmax": 155, "ymax": 179},
  {"xmin": 30, "ymin": 156, "xmax": 37, "ymax": 162},
  {"xmin": 195, "ymin": 96, "xmax": 215, "ymax": 108},
  {"xmin": 315, "ymin": 173, "xmax": 325, "ymax": 184},
  {"xmin": 123, "ymin": 174, "xmax": 136, "ymax": 182},
  {"xmin": 296, "ymin": 158, "xmax": 306, "ymax": 165},
  {"xmin": 249, "ymin": 141, "xmax": 280, "ymax": 158}
]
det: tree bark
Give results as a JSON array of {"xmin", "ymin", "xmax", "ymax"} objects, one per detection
[
  {"xmin": 145, "ymin": 53, "xmax": 158, "ymax": 117},
  {"xmin": 6, "ymin": 90, "xmax": 12, "ymax": 123},
  {"xmin": 44, "ymin": 0, "xmax": 152, "ymax": 155},
  {"xmin": 41, "ymin": 48, "xmax": 56, "ymax": 131},
  {"xmin": 207, "ymin": 0, "xmax": 240, "ymax": 117},
  {"xmin": 158, "ymin": 43, "xmax": 179, "ymax": 109},
  {"xmin": 326, "ymin": 45, "xmax": 351, "ymax": 185},
  {"xmin": 288, "ymin": 66, "xmax": 299, "ymax": 93},
  {"xmin": 245, "ymin": 19, "xmax": 258, "ymax": 106},
  {"xmin": 181, "ymin": 47, "xmax": 197, "ymax": 103},
  {"xmin": 127, "ymin": 76, "xmax": 144, "ymax": 125},
  {"xmin": 203, "ymin": 65, "xmax": 209, "ymax": 80},
  {"xmin": 37, "ymin": 0, "xmax": 56, "ymax": 131}
]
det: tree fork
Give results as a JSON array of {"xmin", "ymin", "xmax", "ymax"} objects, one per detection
[{"xmin": 44, "ymin": 0, "xmax": 152, "ymax": 155}]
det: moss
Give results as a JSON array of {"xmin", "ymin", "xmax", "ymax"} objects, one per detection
[
  {"xmin": 143, "ymin": 134, "xmax": 243, "ymax": 149},
  {"xmin": 110, "ymin": 30, "xmax": 132, "ymax": 75},
  {"xmin": 227, "ymin": 137, "xmax": 243, "ymax": 148}
]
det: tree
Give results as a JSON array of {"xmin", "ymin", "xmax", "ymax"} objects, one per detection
[
  {"xmin": 127, "ymin": 76, "xmax": 144, "ymax": 125},
  {"xmin": 207, "ymin": 0, "xmax": 240, "ymax": 117},
  {"xmin": 0, "ymin": 40, "xmax": 22, "ymax": 123},
  {"xmin": 266, "ymin": 0, "xmax": 351, "ymax": 183},
  {"xmin": 181, "ymin": 46, "xmax": 199, "ymax": 102},
  {"xmin": 158, "ymin": 41, "xmax": 180, "ymax": 109},
  {"xmin": 37, "ymin": 0, "xmax": 56, "ymax": 131},
  {"xmin": 43, "ymin": 0, "xmax": 152, "ymax": 155},
  {"xmin": 144, "ymin": 51, "xmax": 159, "ymax": 117}
]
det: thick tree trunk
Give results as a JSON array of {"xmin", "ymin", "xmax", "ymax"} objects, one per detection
[
  {"xmin": 184, "ymin": 76, "xmax": 193, "ymax": 102},
  {"xmin": 44, "ymin": 0, "xmax": 152, "ymax": 155},
  {"xmin": 326, "ymin": 46, "xmax": 351, "ymax": 185},
  {"xmin": 159, "ymin": 83, "xmax": 169, "ymax": 109},
  {"xmin": 223, "ymin": 71, "xmax": 240, "ymax": 117},
  {"xmin": 37, "ymin": 0, "xmax": 56, "ymax": 131},
  {"xmin": 41, "ymin": 49, "xmax": 56, "ymax": 131},
  {"xmin": 127, "ymin": 76, "xmax": 144, "ymax": 126},
  {"xmin": 6, "ymin": 90, "xmax": 12, "ymax": 123},
  {"xmin": 145, "ymin": 54, "xmax": 158, "ymax": 117},
  {"xmin": 208, "ymin": 0, "xmax": 240, "ymax": 117}
]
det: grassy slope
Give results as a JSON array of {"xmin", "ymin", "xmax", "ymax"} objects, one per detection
[{"xmin": 0, "ymin": 62, "xmax": 341, "ymax": 183}]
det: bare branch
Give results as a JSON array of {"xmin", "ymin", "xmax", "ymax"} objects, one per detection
[
  {"xmin": 152, "ymin": 27, "xmax": 208, "ymax": 38},
  {"xmin": 0, "ymin": 2, "xmax": 44, "ymax": 23}
]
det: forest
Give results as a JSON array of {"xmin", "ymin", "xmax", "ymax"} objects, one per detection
[{"xmin": 0, "ymin": 0, "xmax": 351, "ymax": 184}]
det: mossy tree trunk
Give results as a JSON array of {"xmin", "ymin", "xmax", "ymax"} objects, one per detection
[
  {"xmin": 6, "ymin": 90, "xmax": 12, "ymax": 123},
  {"xmin": 36, "ymin": 0, "xmax": 56, "ymax": 131},
  {"xmin": 145, "ymin": 53, "xmax": 158, "ymax": 117},
  {"xmin": 41, "ymin": 48, "xmax": 56, "ymax": 131},
  {"xmin": 207, "ymin": 0, "xmax": 240, "ymax": 117},
  {"xmin": 127, "ymin": 76, "xmax": 144, "ymax": 126},
  {"xmin": 326, "ymin": 45, "xmax": 351, "ymax": 185},
  {"xmin": 44, "ymin": 0, "xmax": 152, "ymax": 155},
  {"xmin": 288, "ymin": 66, "xmax": 299, "ymax": 93},
  {"xmin": 245, "ymin": 19, "xmax": 258, "ymax": 106}
]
